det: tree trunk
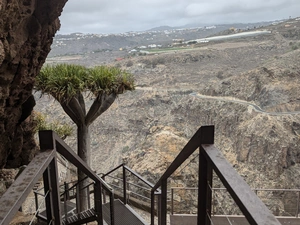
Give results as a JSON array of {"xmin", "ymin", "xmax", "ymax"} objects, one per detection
[{"xmin": 77, "ymin": 123, "xmax": 91, "ymax": 211}]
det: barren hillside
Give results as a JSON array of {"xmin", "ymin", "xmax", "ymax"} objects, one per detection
[{"xmin": 35, "ymin": 18, "xmax": 300, "ymax": 214}]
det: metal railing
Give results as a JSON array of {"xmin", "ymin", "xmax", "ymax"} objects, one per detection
[
  {"xmin": 0, "ymin": 126, "xmax": 290, "ymax": 225},
  {"xmin": 170, "ymin": 187, "xmax": 300, "ymax": 218},
  {"xmin": 150, "ymin": 125, "xmax": 282, "ymax": 225},
  {"xmin": 101, "ymin": 163, "xmax": 160, "ymax": 220},
  {"xmin": 0, "ymin": 130, "xmax": 114, "ymax": 225}
]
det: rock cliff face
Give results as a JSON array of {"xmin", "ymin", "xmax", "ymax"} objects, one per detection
[{"xmin": 0, "ymin": 0, "xmax": 67, "ymax": 168}]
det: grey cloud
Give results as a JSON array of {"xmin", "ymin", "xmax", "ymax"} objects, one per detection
[{"xmin": 58, "ymin": 0, "xmax": 300, "ymax": 34}]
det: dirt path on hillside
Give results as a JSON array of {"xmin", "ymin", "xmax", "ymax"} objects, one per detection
[
  {"xmin": 190, "ymin": 92, "xmax": 300, "ymax": 116},
  {"xmin": 135, "ymin": 87, "xmax": 300, "ymax": 116}
]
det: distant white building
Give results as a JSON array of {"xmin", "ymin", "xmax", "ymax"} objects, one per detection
[
  {"xmin": 148, "ymin": 44, "xmax": 157, "ymax": 48},
  {"xmin": 205, "ymin": 26, "xmax": 216, "ymax": 29},
  {"xmin": 129, "ymin": 49, "xmax": 137, "ymax": 54}
]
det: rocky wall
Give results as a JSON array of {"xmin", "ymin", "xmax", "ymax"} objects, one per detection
[{"xmin": 0, "ymin": 0, "xmax": 67, "ymax": 168}]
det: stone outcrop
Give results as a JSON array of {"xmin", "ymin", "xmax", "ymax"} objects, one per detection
[{"xmin": 0, "ymin": 0, "xmax": 67, "ymax": 168}]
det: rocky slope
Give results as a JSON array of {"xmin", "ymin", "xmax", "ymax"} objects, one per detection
[{"xmin": 35, "ymin": 19, "xmax": 300, "ymax": 215}]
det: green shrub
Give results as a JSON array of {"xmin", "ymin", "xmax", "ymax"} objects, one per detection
[
  {"xmin": 126, "ymin": 60, "xmax": 133, "ymax": 67},
  {"xmin": 33, "ymin": 112, "xmax": 73, "ymax": 140},
  {"xmin": 291, "ymin": 45, "xmax": 299, "ymax": 50}
]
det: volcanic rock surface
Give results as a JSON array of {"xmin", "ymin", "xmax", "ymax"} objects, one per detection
[{"xmin": 0, "ymin": 0, "xmax": 67, "ymax": 168}]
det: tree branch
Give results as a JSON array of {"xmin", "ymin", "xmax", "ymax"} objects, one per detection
[
  {"xmin": 77, "ymin": 93, "xmax": 86, "ymax": 116},
  {"xmin": 67, "ymin": 96, "xmax": 86, "ymax": 124},
  {"xmin": 86, "ymin": 93, "xmax": 116, "ymax": 125},
  {"xmin": 60, "ymin": 102, "xmax": 80, "ymax": 125},
  {"xmin": 85, "ymin": 94, "xmax": 103, "ymax": 125}
]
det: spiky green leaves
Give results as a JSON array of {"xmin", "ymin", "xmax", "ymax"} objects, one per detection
[
  {"xmin": 87, "ymin": 66, "xmax": 135, "ymax": 95},
  {"xmin": 36, "ymin": 64, "xmax": 87, "ymax": 102},
  {"xmin": 35, "ymin": 64, "xmax": 135, "ymax": 102}
]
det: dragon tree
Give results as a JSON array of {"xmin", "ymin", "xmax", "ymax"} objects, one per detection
[{"xmin": 35, "ymin": 63, "xmax": 135, "ymax": 210}]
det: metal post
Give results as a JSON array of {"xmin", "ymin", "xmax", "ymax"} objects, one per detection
[
  {"xmin": 171, "ymin": 188, "xmax": 174, "ymax": 215},
  {"xmin": 198, "ymin": 147, "xmax": 213, "ymax": 225},
  {"xmin": 296, "ymin": 191, "xmax": 300, "ymax": 218},
  {"xmin": 212, "ymin": 188, "xmax": 215, "ymax": 216},
  {"xmin": 158, "ymin": 193, "xmax": 162, "ymax": 225},
  {"xmin": 43, "ymin": 167, "xmax": 52, "ymax": 225},
  {"xmin": 161, "ymin": 179, "xmax": 167, "ymax": 225},
  {"xmin": 64, "ymin": 182, "xmax": 70, "ymax": 200},
  {"xmin": 94, "ymin": 181, "xmax": 103, "ymax": 225},
  {"xmin": 42, "ymin": 158, "xmax": 61, "ymax": 225},
  {"xmin": 150, "ymin": 191, "xmax": 155, "ymax": 225},
  {"xmin": 48, "ymin": 158, "xmax": 62, "ymax": 225},
  {"xmin": 123, "ymin": 165, "xmax": 127, "ymax": 204},
  {"xmin": 34, "ymin": 192, "xmax": 39, "ymax": 213},
  {"xmin": 76, "ymin": 183, "xmax": 80, "ymax": 215},
  {"xmin": 110, "ymin": 192, "xmax": 115, "ymax": 225},
  {"xmin": 102, "ymin": 177, "xmax": 107, "ymax": 204},
  {"xmin": 87, "ymin": 185, "xmax": 91, "ymax": 208},
  {"xmin": 64, "ymin": 190, "xmax": 68, "ymax": 224}
]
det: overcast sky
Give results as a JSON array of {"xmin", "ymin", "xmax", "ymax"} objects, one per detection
[{"xmin": 58, "ymin": 0, "xmax": 300, "ymax": 34}]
